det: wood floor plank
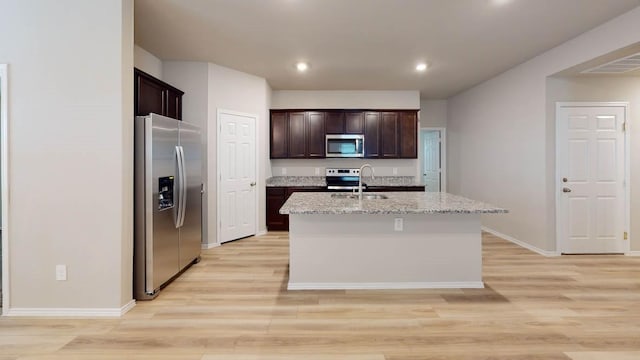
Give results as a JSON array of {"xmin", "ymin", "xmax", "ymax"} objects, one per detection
[{"xmin": 0, "ymin": 232, "xmax": 639, "ymax": 358}]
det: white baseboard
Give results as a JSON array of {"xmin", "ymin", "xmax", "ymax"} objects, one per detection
[
  {"xmin": 482, "ymin": 226, "xmax": 560, "ymax": 257},
  {"xmin": 5, "ymin": 299, "xmax": 136, "ymax": 317},
  {"xmin": 625, "ymin": 251, "xmax": 640, "ymax": 256},
  {"xmin": 256, "ymin": 229, "xmax": 267, "ymax": 236},
  {"xmin": 201, "ymin": 242, "xmax": 220, "ymax": 249},
  {"xmin": 288, "ymin": 281, "xmax": 484, "ymax": 290}
]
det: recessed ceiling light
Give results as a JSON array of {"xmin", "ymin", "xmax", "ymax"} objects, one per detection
[
  {"xmin": 416, "ymin": 63, "xmax": 428, "ymax": 72},
  {"xmin": 296, "ymin": 62, "xmax": 309, "ymax": 72}
]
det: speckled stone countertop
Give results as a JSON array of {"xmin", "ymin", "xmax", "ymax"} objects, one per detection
[
  {"xmin": 266, "ymin": 176, "xmax": 425, "ymax": 187},
  {"xmin": 279, "ymin": 192, "xmax": 508, "ymax": 215},
  {"xmin": 266, "ymin": 176, "xmax": 326, "ymax": 187}
]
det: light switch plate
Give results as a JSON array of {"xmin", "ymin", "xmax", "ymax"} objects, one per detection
[
  {"xmin": 315, "ymin": 167, "xmax": 320, "ymax": 175},
  {"xmin": 394, "ymin": 218, "xmax": 403, "ymax": 231},
  {"xmin": 56, "ymin": 264, "xmax": 67, "ymax": 281},
  {"xmin": 393, "ymin": 168, "xmax": 398, "ymax": 175},
  {"xmin": 282, "ymin": 168, "xmax": 287, "ymax": 175}
]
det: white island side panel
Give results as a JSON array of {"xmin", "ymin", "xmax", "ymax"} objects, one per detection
[{"xmin": 288, "ymin": 213, "xmax": 483, "ymax": 289}]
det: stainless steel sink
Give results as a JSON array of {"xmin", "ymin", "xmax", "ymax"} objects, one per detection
[{"xmin": 330, "ymin": 193, "xmax": 388, "ymax": 200}]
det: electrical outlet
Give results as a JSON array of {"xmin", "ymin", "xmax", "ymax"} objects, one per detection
[
  {"xmin": 281, "ymin": 168, "xmax": 287, "ymax": 175},
  {"xmin": 393, "ymin": 168, "xmax": 398, "ymax": 175},
  {"xmin": 56, "ymin": 264, "xmax": 67, "ymax": 281},
  {"xmin": 394, "ymin": 218, "xmax": 403, "ymax": 231},
  {"xmin": 315, "ymin": 167, "xmax": 320, "ymax": 175}
]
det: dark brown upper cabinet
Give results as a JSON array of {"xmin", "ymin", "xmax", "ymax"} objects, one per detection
[
  {"xmin": 269, "ymin": 109, "xmax": 417, "ymax": 159},
  {"xmin": 325, "ymin": 111, "xmax": 363, "ymax": 134},
  {"xmin": 306, "ymin": 112, "xmax": 326, "ymax": 158},
  {"xmin": 325, "ymin": 112, "xmax": 345, "ymax": 134},
  {"xmin": 364, "ymin": 112, "xmax": 381, "ymax": 158},
  {"xmin": 270, "ymin": 111, "xmax": 288, "ymax": 158},
  {"xmin": 134, "ymin": 68, "xmax": 184, "ymax": 120},
  {"xmin": 399, "ymin": 111, "xmax": 418, "ymax": 158},
  {"xmin": 288, "ymin": 112, "xmax": 307, "ymax": 158},
  {"xmin": 380, "ymin": 112, "xmax": 399, "ymax": 158},
  {"xmin": 270, "ymin": 111, "xmax": 327, "ymax": 159},
  {"xmin": 345, "ymin": 112, "xmax": 364, "ymax": 134}
]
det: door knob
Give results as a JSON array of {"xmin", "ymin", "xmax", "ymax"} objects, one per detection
[
  {"xmin": 250, "ymin": 182, "xmax": 256, "ymax": 187},
  {"xmin": 562, "ymin": 187, "xmax": 572, "ymax": 193}
]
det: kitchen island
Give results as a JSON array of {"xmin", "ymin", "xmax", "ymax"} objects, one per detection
[{"xmin": 279, "ymin": 192, "xmax": 507, "ymax": 290}]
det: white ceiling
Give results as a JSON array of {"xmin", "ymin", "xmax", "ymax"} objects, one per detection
[{"xmin": 134, "ymin": 0, "xmax": 640, "ymax": 99}]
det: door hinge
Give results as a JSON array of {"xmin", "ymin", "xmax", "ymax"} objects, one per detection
[
  {"xmin": 623, "ymin": 122, "xmax": 627, "ymax": 132},
  {"xmin": 624, "ymin": 232, "xmax": 628, "ymax": 240}
]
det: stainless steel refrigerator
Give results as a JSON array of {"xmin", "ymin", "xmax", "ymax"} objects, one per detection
[{"xmin": 134, "ymin": 113, "xmax": 202, "ymax": 300}]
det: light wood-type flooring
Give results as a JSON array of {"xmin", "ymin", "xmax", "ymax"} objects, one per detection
[{"xmin": 1, "ymin": 232, "xmax": 640, "ymax": 359}]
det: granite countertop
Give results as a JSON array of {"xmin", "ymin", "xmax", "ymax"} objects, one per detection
[
  {"xmin": 279, "ymin": 192, "xmax": 508, "ymax": 215},
  {"xmin": 266, "ymin": 176, "xmax": 326, "ymax": 187},
  {"xmin": 266, "ymin": 176, "xmax": 425, "ymax": 187}
]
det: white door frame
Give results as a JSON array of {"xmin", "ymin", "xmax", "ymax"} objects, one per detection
[
  {"xmin": 216, "ymin": 109, "xmax": 259, "ymax": 245},
  {"xmin": 1, "ymin": 64, "xmax": 9, "ymax": 314},
  {"xmin": 420, "ymin": 127, "xmax": 447, "ymax": 192},
  {"xmin": 555, "ymin": 102, "xmax": 630, "ymax": 255}
]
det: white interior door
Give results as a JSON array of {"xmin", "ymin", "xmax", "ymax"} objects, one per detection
[
  {"xmin": 557, "ymin": 105, "xmax": 626, "ymax": 254},
  {"xmin": 218, "ymin": 111, "xmax": 256, "ymax": 243},
  {"xmin": 422, "ymin": 130, "xmax": 441, "ymax": 192}
]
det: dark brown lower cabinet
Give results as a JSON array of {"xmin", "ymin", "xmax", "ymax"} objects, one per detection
[
  {"xmin": 266, "ymin": 186, "xmax": 424, "ymax": 231},
  {"xmin": 266, "ymin": 186, "xmax": 325, "ymax": 231}
]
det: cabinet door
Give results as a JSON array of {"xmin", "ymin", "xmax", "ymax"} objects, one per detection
[
  {"xmin": 136, "ymin": 74, "xmax": 165, "ymax": 117},
  {"xmin": 165, "ymin": 88, "xmax": 182, "ymax": 120},
  {"xmin": 364, "ymin": 112, "xmax": 380, "ymax": 158},
  {"xmin": 325, "ymin": 112, "xmax": 345, "ymax": 134},
  {"xmin": 381, "ymin": 112, "xmax": 399, "ymax": 158},
  {"xmin": 288, "ymin": 112, "xmax": 307, "ymax": 158},
  {"xmin": 345, "ymin": 112, "xmax": 364, "ymax": 134},
  {"xmin": 307, "ymin": 112, "xmax": 326, "ymax": 158},
  {"xmin": 399, "ymin": 112, "xmax": 417, "ymax": 158},
  {"xmin": 135, "ymin": 69, "xmax": 184, "ymax": 120},
  {"xmin": 266, "ymin": 187, "xmax": 288, "ymax": 231},
  {"xmin": 270, "ymin": 112, "xmax": 288, "ymax": 158}
]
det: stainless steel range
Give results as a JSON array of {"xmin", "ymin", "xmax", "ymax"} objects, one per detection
[{"xmin": 326, "ymin": 168, "xmax": 366, "ymax": 191}]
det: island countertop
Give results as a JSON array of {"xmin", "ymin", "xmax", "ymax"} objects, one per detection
[{"xmin": 279, "ymin": 192, "xmax": 508, "ymax": 215}]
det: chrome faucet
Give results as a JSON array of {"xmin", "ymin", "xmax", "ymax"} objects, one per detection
[{"xmin": 358, "ymin": 164, "xmax": 375, "ymax": 200}]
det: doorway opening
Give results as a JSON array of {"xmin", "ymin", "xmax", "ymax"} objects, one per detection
[
  {"xmin": 420, "ymin": 128, "xmax": 446, "ymax": 192},
  {"xmin": 1, "ymin": 64, "xmax": 8, "ymax": 314}
]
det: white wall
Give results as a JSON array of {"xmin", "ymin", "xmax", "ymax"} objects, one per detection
[
  {"xmin": 272, "ymin": 90, "xmax": 420, "ymax": 110},
  {"xmin": 420, "ymin": 99, "xmax": 447, "ymax": 128},
  {"xmin": 270, "ymin": 90, "xmax": 421, "ymax": 177},
  {"xmin": 447, "ymin": 7, "xmax": 640, "ymax": 252},
  {"xmin": 547, "ymin": 76, "xmax": 640, "ymax": 251},
  {"xmin": 162, "ymin": 62, "xmax": 210, "ymax": 246},
  {"xmin": 134, "ymin": 45, "xmax": 162, "ymax": 79},
  {"xmin": 0, "ymin": 0, "xmax": 134, "ymax": 310}
]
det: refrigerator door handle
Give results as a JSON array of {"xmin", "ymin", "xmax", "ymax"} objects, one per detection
[
  {"xmin": 174, "ymin": 146, "xmax": 184, "ymax": 229},
  {"xmin": 178, "ymin": 145, "xmax": 188, "ymax": 228}
]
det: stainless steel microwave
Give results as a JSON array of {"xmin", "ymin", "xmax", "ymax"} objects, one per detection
[{"xmin": 326, "ymin": 134, "xmax": 364, "ymax": 158}]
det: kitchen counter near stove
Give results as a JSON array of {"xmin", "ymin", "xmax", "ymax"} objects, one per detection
[
  {"xmin": 265, "ymin": 176, "xmax": 425, "ymax": 188},
  {"xmin": 266, "ymin": 176, "xmax": 326, "ymax": 187}
]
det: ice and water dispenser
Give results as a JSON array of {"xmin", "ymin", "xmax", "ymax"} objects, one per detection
[{"xmin": 158, "ymin": 176, "xmax": 174, "ymax": 210}]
